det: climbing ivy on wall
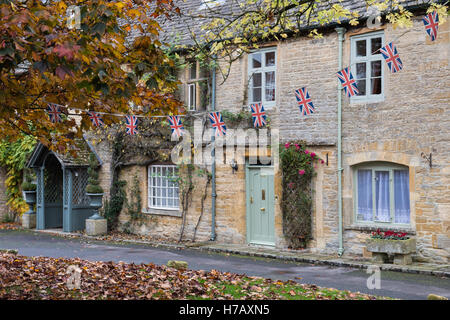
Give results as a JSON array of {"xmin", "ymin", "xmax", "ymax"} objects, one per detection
[
  {"xmin": 0, "ymin": 135, "xmax": 37, "ymax": 219},
  {"xmin": 280, "ymin": 141, "xmax": 323, "ymax": 249}
]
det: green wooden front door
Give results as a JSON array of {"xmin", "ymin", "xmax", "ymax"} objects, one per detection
[{"xmin": 246, "ymin": 166, "xmax": 275, "ymax": 246}]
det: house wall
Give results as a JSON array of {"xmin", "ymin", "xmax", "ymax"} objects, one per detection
[
  {"xmin": 116, "ymin": 164, "xmax": 217, "ymax": 243},
  {"xmin": 97, "ymin": 16, "xmax": 449, "ymax": 264},
  {"xmin": 210, "ymin": 16, "xmax": 450, "ymax": 262},
  {"xmin": 340, "ymin": 19, "xmax": 450, "ymax": 263},
  {"xmin": 212, "ymin": 33, "xmax": 342, "ymax": 251}
]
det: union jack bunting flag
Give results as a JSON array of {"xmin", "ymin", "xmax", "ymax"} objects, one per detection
[
  {"xmin": 167, "ymin": 115, "xmax": 184, "ymax": 138},
  {"xmin": 294, "ymin": 87, "xmax": 315, "ymax": 115},
  {"xmin": 46, "ymin": 103, "xmax": 63, "ymax": 123},
  {"xmin": 87, "ymin": 111, "xmax": 104, "ymax": 127},
  {"xmin": 250, "ymin": 103, "xmax": 267, "ymax": 127},
  {"xmin": 125, "ymin": 115, "xmax": 138, "ymax": 135},
  {"xmin": 380, "ymin": 42, "xmax": 403, "ymax": 73},
  {"xmin": 337, "ymin": 67, "xmax": 359, "ymax": 97},
  {"xmin": 209, "ymin": 111, "xmax": 226, "ymax": 137},
  {"xmin": 423, "ymin": 11, "xmax": 439, "ymax": 41}
]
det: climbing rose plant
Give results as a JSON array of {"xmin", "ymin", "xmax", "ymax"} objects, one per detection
[{"xmin": 280, "ymin": 141, "xmax": 324, "ymax": 249}]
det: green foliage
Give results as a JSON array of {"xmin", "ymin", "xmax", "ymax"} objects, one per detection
[
  {"xmin": 0, "ymin": 135, "xmax": 37, "ymax": 218},
  {"xmin": 85, "ymin": 184, "xmax": 104, "ymax": 194},
  {"xmin": 102, "ymin": 179, "xmax": 126, "ymax": 231},
  {"xmin": 126, "ymin": 175, "xmax": 143, "ymax": 223},
  {"xmin": 221, "ymin": 109, "xmax": 271, "ymax": 129},
  {"xmin": 85, "ymin": 153, "xmax": 103, "ymax": 194},
  {"xmin": 280, "ymin": 141, "xmax": 322, "ymax": 249},
  {"xmin": 21, "ymin": 182, "xmax": 36, "ymax": 192},
  {"xmin": 1, "ymin": 213, "xmax": 15, "ymax": 223},
  {"xmin": 21, "ymin": 170, "xmax": 36, "ymax": 191},
  {"xmin": 101, "ymin": 131, "xmax": 126, "ymax": 231},
  {"xmin": 221, "ymin": 109, "xmax": 253, "ymax": 128}
]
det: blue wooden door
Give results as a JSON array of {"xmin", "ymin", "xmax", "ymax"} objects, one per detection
[{"xmin": 246, "ymin": 166, "xmax": 275, "ymax": 245}]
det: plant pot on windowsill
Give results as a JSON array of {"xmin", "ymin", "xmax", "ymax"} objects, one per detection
[{"xmin": 366, "ymin": 231, "xmax": 416, "ymax": 265}]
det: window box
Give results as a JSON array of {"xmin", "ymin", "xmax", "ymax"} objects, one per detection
[{"xmin": 365, "ymin": 238, "xmax": 416, "ymax": 265}]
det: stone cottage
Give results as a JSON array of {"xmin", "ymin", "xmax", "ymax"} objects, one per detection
[{"xmin": 28, "ymin": 0, "xmax": 450, "ymax": 264}]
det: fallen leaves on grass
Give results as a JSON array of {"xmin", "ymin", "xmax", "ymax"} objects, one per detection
[{"xmin": 0, "ymin": 253, "xmax": 389, "ymax": 300}]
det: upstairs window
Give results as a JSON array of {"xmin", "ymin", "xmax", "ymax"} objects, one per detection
[
  {"xmin": 354, "ymin": 163, "xmax": 410, "ymax": 225},
  {"xmin": 350, "ymin": 31, "xmax": 384, "ymax": 102},
  {"xmin": 186, "ymin": 61, "xmax": 209, "ymax": 111},
  {"xmin": 248, "ymin": 48, "xmax": 276, "ymax": 107}
]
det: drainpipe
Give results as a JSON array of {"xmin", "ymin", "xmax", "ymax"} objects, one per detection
[
  {"xmin": 210, "ymin": 56, "xmax": 217, "ymax": 241},
  {"xmin": 336, "ymin": 27, "xmax": 346, "ymax": 257}
]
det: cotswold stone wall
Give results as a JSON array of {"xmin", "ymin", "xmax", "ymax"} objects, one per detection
[
  {"xmin": 84, "ymin": 133, "xmax": 113, "ymax": 199},
  {"xmin": 95, "ymin": 17, "xmax": 448, "ymax": 264},
  {"xmin": 340, "ymin": 19, "xmax": 450, "ymax": 263},
  {"xmin": 211, "ymin": 17, "xmax": 449, "ymax": 263},
  {"xmin": 116, "ymin": 164, "xmax": 214, "ymax": 243}
]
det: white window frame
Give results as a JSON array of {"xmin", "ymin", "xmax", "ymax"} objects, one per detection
[
  {"xmin": 350, "ymin": 31, "xmax": 385, "ymax": 103},
  {"xmin": 248, "ymin": 48, "xmax": 277, "ymax": 108},
  {"xmin": 148, "ymin": 165, "xmax": 179, "ymax": 210},
  {"xmin": 186, "ymin": 61, "xmax": 209, "ymax": 111},
  {"xmin": 353, "ymin": 162, "xmax": 411, "ymax": 227},
  {"xmin": 188, "ymin": 83, "xmax": 196, "ymax": 111}
]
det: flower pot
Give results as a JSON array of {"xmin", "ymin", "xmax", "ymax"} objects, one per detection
[
  {"xmin": 366, "ymin": 238, "xmax": 416, "ymax": 265},
  {"xmin": 23, "ymin": 190, "xmax": 36, "ymax": 206},
  {"xmin": 22, "ymin": 190, "xmax": 36, "ymax": 214},
  {"xmin": 86, "ymin": 193, "xmax": 104, "ymax": 220}
]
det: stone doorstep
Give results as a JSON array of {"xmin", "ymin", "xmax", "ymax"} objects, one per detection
[{"xmin": 31, "ymin": 229, "xmax": 450, "ymax": 278}]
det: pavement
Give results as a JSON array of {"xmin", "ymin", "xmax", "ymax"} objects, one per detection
[{"xmin": 1, "ymin": 229, "xmax": 450, "ymax": 300}]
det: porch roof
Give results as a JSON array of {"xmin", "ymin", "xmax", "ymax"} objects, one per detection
[{"xmin": 26, "ymin": 138, "xmax": 102, "ymax": 169}]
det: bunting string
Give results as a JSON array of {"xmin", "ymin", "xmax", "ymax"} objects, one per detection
[
  {"xmin": 300, "ymin": 10, "xmax": 443, "ymax": 111},
  {"xmin": 38, "ymin": 10, "xmax": 444, "ymax": 136}
]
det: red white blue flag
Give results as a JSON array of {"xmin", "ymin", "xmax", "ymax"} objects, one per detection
[
  {"xmin": 380, "ymin": 42, "xmax": 403, "ymax": 73},
  {"xmin": 423, "ymin": 11, "xmax": 439, "ymax": 41},
  {"xmin": 167, "ymin": 115, "xmax": 184, "ymax": 138},
  {"xmin": 337, "ymin": 67, "xmax": 359, "ymax": 97},
  {"xmin": 294, "ymin": 87, "xmax": 315, "ymax": 115},
  {"xmin": 209, "ymin": 111, "xmax": 226, "ymax": 137},
  {"xmin": 125, "ymin": 115, "xmax": 138, "ymax": 135},
  {"xmin": 46, "ymin": 103, "xmax": 63, "ymax": 123},
  {"xmin": 87, "ymin": 111, "xmax": 104, "ymax": 127},
  {"xmin": 250, "ymin": 103, "xmax": 267, "ymax": 127}
]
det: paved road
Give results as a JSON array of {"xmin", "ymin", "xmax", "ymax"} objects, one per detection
[{"xmin": 1, "ymin": 230, "xmax": 449, "ymax": 300}]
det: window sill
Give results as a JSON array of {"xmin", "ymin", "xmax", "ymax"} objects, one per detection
[
  {"xmin": 143, "ymin": 208, "xmax": 182, "ymax": 218},
  {"xmin": 345, "ymin": 224, "xmax": 415, "ymax": 235},
  {"xmin": 349, "ymin": 97, "xmax": 385, "ymax": 105}
]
